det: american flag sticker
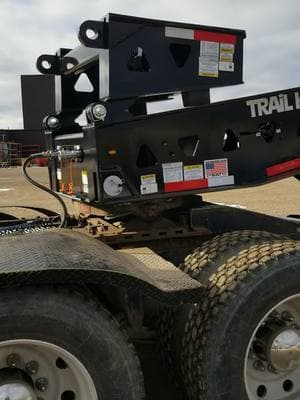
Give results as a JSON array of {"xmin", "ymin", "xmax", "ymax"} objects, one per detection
[{"xmin": 204, "ymin": 158, "xmax": 228, "ymax": 178}]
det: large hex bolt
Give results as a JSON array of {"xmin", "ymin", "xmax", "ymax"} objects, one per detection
[
  {"xmin": 6, "ymin": 353, "xmax": 21, "ymax": 367},
  {"xmin": 281, "ymin": 311, "xmax": 294, "ymax": 323},
  {"xmin": 26, "ymin": 360, "xmax": 39, "ymax": 375},
  {"xmin": 35, "ymin": 377, "xmax": 49, "ymax": 392}
]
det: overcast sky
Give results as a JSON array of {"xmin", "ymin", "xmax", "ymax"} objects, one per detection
[{"xmin": 1, "ymin": 0, "xmax": 300, "ymax": 129}]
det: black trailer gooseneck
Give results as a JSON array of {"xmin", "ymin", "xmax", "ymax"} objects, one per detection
[
  {"xmin": 0, "ymin": 13, "xmax": 300, "ymax": 400},
  {"xmin": 34, "ymin": 13, "xmax": 300, "ymax": 213}
]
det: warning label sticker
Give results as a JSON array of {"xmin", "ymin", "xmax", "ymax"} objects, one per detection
[
  {"xmin": 183, "ymin": 164, "xmax": 204, "ymax": 181},
  {"xmin": 199, "ymin": 41, "xmax": 219, "ymax": 78},
  {"xmin": 140, "ymin": 173, "xmax": 158, "ymax": 195},
  {"xmin": 141, "ymin": 174, "xmax": 156, "ymax": 185},
  {"xmin": 140, "ymin": 183, "xmax": 158, "ymax": 195},
  {"xmin": 204, "ymin": 159, "xmax": 228, "ymax": 178},
  {"xmin": 219, "ymin": 61, "xmax": 234, "ymax": 71},
  {"xmin": 219, "ymin": 43, "xmax": 235, "ymax": 72},
  {"xmin": 162, "ymin": 162, "xmax": 183, "ymax": 183},
  {"xmin": 201, "ymin": 41, "xmax": 220, "ymax": 57},
  {"xmin": 220, "ymin": 43, "xmax": 234, "ymax": 61}
]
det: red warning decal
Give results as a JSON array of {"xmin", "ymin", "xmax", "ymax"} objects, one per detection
[
  {"xmin": 165, "ymin": 27, "xmax": 237, "ymax": 44},
  {"xmin": 164, "ymin": 179, "xmax": 208, "ymax": 192},
  {"xmin": 194, "ymin": 30, "xmax": 237, "ymax": 44},
  {"xmin": 266, "ymin": 158, "xmax": 300, "ymax": 177}
]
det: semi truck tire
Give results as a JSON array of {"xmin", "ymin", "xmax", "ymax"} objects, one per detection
[
  {"xmin": 159, "ymin": 231, "xmax": 283, "ymax": 397},
  {"xmin": 0, "ymin": 287, "xmax": 144, "ymax": 400},
  {"xmin": 182, "ymin": 238, "xmax": 300, "ymax": 400}
]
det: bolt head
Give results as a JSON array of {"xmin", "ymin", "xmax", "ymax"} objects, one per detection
[
  {"xmin": 26, "ymin": 360, "xmax": 39, "ymax": 375},
  {"xmin": 46, "ymin": 116, "xmax": 60, "ymax": 130},
  {"xmin": 6, "ymin": 353, "xmax": 21, "ymax": 367},
  {"xmin": 36, "ymin": 377, "xmax": 48, "ymax": 392},
  {"xmin": 281, "ymin": 311, "xmax": 294, "ymax": 322},
  {"xmin": 92, "ymin": 103, "xmax": 107, "ymax": 121},
  {"xmin": 248, "ymin": 349, "xmax": 256, "ymax": 360}
]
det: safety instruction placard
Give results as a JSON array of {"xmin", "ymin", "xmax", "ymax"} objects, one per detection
[
  {"xmin": 183, "ymin": 164, "xmax": 204, "ymax": 181},
  {"xmin": 199, "ymin": 41, "xmax": 219, "ymax": 78},
  {"xmin": 220, "ymin": 43, "xmax": 234, "ymax": 61},
  {"xmin": 199, "ymin": 41, "xmax": 235, "ymax": 76},
  {"xmin": 219, "ymin": 43, "xmax": 235, "ymax": 72},
  {"xmin": 162, "ymin": 162, "xmax": 183, "ymax": 183},
  {"xmin": 140, "ymin": 174, "xmax": 158, "ymax": 195}
]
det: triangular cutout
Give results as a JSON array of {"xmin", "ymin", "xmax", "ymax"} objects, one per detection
[
  {"xmin": 178, "ymin": 136, "xmax": 199, "ymax": 157},
  {"xmin": 223, "ymin": 129, "xmax": 240, "ymax": 152},
  {"xmin": 128, "ymin": 47, "xmax": 150, "ymax": 72},
  {"xmin": 136, "ymin": 144, "xmax": 157, "ymax": 168},
  {"xmin": 169, "ymin": 44, "xmax": 191, "ymax": 68},
  {"xmin": 74, "ymin": 73, "xmax": 94, "ymax": 92}
]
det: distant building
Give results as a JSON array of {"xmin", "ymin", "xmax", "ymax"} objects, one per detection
[
  {"xmin": 1, "ymin": 74, "xmax": 55, "ymax": 152},
  {"xmin": 21, "ymin": 74, "xmax": 55, "ymax": 132}
]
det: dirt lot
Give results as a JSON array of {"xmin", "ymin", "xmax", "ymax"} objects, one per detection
[
  {"xmin": 0, "ymin": 166, "xmax": 299, "ymax": 218},
  {"xmin": 0, "ymin": 166, "xmax": 299, "ymax": 400}
]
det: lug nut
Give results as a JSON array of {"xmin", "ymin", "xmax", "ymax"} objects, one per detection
[
  {"xmin": 248, "ymin": 349, "xmax": 256, "ymax": 359},
  {"xmin": 270, "ymin": 311, "xmax": 280, "ymax": 319},
  {"xmin": 36, "ymin": 377, "xmax": 48, "ymax": 392},
  {"xmin": 281, "ymin": 311, "xmax": 294, "ymax": 322},
  {"xmin": 26, "ymin": 360, "xmax": 39, "ymax": 375},
  {"xmin": 253, "ymin": 360, "xmax": 265, "ymax": 371},
  {"xmin": 6, "ymin": 353, "xmax": 21, "ymax": 367}
]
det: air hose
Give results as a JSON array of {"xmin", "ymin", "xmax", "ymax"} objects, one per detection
[{"xmin": 22, "ymin": 152, "xmax": 68, "ymax": 228}]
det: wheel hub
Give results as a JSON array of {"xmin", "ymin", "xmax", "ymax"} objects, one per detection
[
  {"xmin": 253, "ymin": 318, "xmax": 300, "ymax": 373},
  {"xmin": 0, "ymin": 368, "xmax": 36, "ymax": 400},
  {"xmin": 0, "ymin": 382, "xmax": 36, "ymax": 400},
  {"xmin": 0, "ymin": 340, "xmax": 98, "ymax": 400},
  {"xmin": 270, "ymin": 328, "xmax": 300, "ymax": 372},
  {"xmin": 245, "ymin": 295, "xmax": 300, "ymax": 399}
]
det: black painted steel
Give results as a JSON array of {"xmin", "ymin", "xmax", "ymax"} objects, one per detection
[{"xmin": 32, "ymin": 13, "xmax": 300, "ymax": 208}]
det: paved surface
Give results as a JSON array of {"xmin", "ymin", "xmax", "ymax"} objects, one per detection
[{"xmin": 0, "ymin": 166, "xmax": 299, "ymax": 218}]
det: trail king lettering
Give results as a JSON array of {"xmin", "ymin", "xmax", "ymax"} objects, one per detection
[{"xmin": 246, "ymin": 92, "xmax": 300, "ymax": 118}]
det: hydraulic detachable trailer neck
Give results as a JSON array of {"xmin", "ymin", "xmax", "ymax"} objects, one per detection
[{"xmin": 32, "ymin": 13, "xmax": 300, "ymax": 212}]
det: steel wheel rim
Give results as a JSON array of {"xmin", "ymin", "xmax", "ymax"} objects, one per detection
[
  {"xmin": 0, "ymin": 339, "xmax": 98, "ymax": 400},
  {"xmin": 244, "ymin": 294, "xmax": 300, "ymax": 399}
]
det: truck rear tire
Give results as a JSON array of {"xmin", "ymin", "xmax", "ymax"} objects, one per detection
[
  {"xmin": 159, "ymin": 231, "xmax": 281, "ymax": 386},
  {"xmin": 0, "ymin": 287, "xmax": 144, "ymax": 400},
  {"xmin": 182, "ymin": 238, "xmax": 300, "ymax": 400}
]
